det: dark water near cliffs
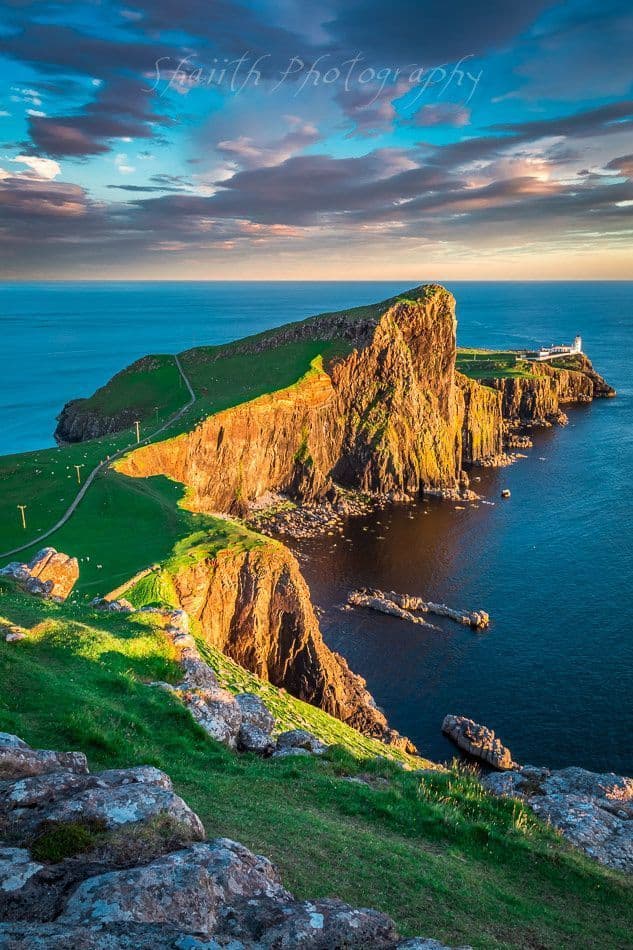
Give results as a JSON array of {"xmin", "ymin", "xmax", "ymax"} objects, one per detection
[{"xmin": 1, "ymin": 281, "xmax": 632, "ymax": 772}]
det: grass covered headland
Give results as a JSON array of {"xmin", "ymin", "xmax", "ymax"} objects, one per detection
[{"xmin": 1, "ymin": 580, "xmax": 632, "ymax": 949}]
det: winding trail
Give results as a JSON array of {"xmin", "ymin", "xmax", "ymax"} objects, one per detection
[{"xmin": 0, "ymin": 355, "xmax": 196, "ymax": 560}]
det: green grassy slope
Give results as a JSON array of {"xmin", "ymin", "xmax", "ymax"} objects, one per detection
[
  {"xmin": 0, "ymin": 585, "xmax": 631, "ymax": 950},
  {"xmin": 456, "ymin": 349, "xmax": 536, "ymax": 380},
  {"xmin": 62, "ymin": 354, "xmax": 185, "ymax": 422},
  {"xmin": 0, "ymin": 340, "xmax": 336, "ymax": 578}
]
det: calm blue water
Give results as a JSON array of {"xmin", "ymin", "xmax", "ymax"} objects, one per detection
[{"xmin": 1, "ymin": 281, "xmax": 631, "ymax": 772}]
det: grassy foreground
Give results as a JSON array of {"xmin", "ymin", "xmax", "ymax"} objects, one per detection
[{"xmin": 1, "ymin": 583, "xmax": 632, "ymax": 949}]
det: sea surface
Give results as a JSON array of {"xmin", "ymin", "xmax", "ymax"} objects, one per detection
[{"xmin": 1, "ymin": 281, "xmax": 631, "ymax": 771}]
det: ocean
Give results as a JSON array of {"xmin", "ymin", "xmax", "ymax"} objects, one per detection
[{"xmin": 1, "ymin": 280, "xmax": 631, "ymax": 771}]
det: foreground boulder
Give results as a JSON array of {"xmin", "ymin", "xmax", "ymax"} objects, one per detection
[
  {"xmin": 442, "ymin": 715, "xmax": 515, "ymax": 770},
  {"xmin": 0, "ymin": 548, "xmax": 79, "ymax": 602},
  {"xmin": 481, "ymin": 765, "xmax": 633, "ymax": 873},
  {"xmin": 0, "ymin": 735, "xmax": 467, "ymax": 948}
]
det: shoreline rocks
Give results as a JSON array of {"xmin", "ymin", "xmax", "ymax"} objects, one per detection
[
  {"xmin": 481, "ymin": 765, "xmax": 633, "ymax": 873},
  {"xmin": 442, "ymin": 715, "xmax": 515, "ymax": 770}
]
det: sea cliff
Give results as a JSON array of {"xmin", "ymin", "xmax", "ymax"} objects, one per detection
[
  {"xmin": 122, "ymin": 538, "xmax": 413, "ymax": 751},
  {"xmin": 109, "ymin": 285, "xmax": 613, "ymax": 744},
  {"xmin": 116, "ymin": 288, "xmax": 495, "ymax": 505}
]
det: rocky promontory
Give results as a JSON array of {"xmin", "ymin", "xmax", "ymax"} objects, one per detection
[
  {"xmin": 121, "ymin": 541, "xmax": 415, "ymax": 753},
  {"xmin": 481, "ymin": 355, "xmax": 614, "ymax": 427},
  {"xmin": 116, "ymin": 288, "xmax": 502, "ymax": 510},
  {"xmin": 54, "ymin": 356, "xmax": 171, "ymax": 444}
]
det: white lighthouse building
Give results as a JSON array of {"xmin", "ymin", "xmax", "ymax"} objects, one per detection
[{"xmin": 521, "ymin": 336, "xmax": 584, "ymax": 361}]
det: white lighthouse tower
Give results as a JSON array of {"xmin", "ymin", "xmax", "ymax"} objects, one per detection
[{"xmin": 573, "ymin": 335, "xmax": 582, "ymax": 354}]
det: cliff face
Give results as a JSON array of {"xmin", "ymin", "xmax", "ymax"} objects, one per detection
[
  {"xmin": 117, "ymin": 288, "xmax": 487, "ymax": 505},
  {"xmin": 116, "ymin": 361, "xmax": 340, "ymax": 514},
  {"xmin": 456, "ymin": 374, "xmax": 504, "ymax": 464},
  {"xmin": 151, "ymin": 540, "xmax": 413, "ymax": 751},
  {"xmin": 329, "ymin": 294, "xmax": 465, "ymax": 493},
  {"xmin": 482, "ymin": 358, "xmax": 609, "ymax": 425}
]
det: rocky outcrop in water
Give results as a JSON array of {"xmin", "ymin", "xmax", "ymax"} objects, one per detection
[
  {"xmin": 0, "ymin": 734, "xmax": 466, "ymax": 948},
  {"xmin": 442, "ymin": 715, "xmax": 515, "ymax": 770},
  {"xmin": 348, "ymin": 590, "xmax": 490, "ymax": 630},
  {"xmin": 0, "ymin": 548, "xmax": 79, "ymax": 602},
  {"xmin": 481, "ymin": 765, "xmax": 633, "ymax": 874}
]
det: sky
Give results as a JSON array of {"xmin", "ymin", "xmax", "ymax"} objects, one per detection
[{"xmin": 0, "ymin": 0, "xmax": 631, "ymax": 279}]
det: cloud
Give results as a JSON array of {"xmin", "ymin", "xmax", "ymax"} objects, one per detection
[
  {"xmin": 335, "ymin": 79, "xmax": 411, "ymax": 136},
  {"xmin": 12, "ymin": 154, "xmax": 61, "ymax": 179},
  {"xmin": 323, "ymin": 0, "xmax": 553, "ymax": 64},
  {"xmin": 217, "ymin": 116, "xmax": 321, "ymax": 169},
  {"xmin": 411, "ymin": 103, "xmax": 471, "ymax": 127},
  {"xmin": 491, "ymin": 100, "xmax": 633, "ymax": 140},
  {"xmin": 605, "ymin": 154, "xmax": 633, "ymax": 179},
  {"xmin": 27, "ymin": 79, "xmax": 172, "ymax": 157}
]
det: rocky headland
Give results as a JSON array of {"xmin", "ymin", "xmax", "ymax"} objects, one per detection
[{"xmin": 102, "ymin": 285, "xmax": 613, "ymax": 754}]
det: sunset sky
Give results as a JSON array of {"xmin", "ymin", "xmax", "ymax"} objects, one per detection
[{"xmin": 0, "ymin": 0, "xmax": 631, "ymax": 279}]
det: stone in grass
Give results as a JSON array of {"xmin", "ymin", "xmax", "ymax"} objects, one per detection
[
  {"xmin": 184, "ymin": 687, "xmax": 243, "ymax": 748},
  {"xmin": 235, "ymin": 692, "xmax": 275, "ymax": 734},
  {"xmin": 58, "ymin": 839, "xmax": 289, "ymax": 930},
  {"xmin": 237, "ymin": 722, "xmax": 275, "ymax": 756},
  {"xmin": 275, "ymin": 729, "xmax": 328, "ymax": 756},
  {"xmin": 0, "ymin": 734, "xmax": 29, "ymax": 750},
  {"xmin": 0, "ymin": 746, "xmax": 88, "ymax": 781},
  {"xmin": 272, "ymin": 746, "xmax": 312, "ymax": 759},
  {"xmin": 0, "ymin": 847, "xmax": 43, "ymax": 893}
]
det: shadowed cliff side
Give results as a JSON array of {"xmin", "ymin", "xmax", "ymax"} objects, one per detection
[{"xmin": 135, "ymin": 539, "xmax": 414, "ymax": 751}]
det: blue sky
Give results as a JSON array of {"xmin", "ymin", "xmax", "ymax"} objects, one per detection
[{"xmin": 0, "ymin": 0, "xmax": 631, "ymax": 278}]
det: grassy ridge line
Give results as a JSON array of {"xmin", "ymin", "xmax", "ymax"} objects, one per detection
[
  {"xmin": 456, "ymin": 348, "xmax": 536, "ymax": 380},
  {"xmin": 1, "ymin": 580, "xmax": 632, "ymax": 948}
]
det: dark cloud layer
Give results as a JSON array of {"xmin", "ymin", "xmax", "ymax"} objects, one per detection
[
  {"xmin": 0, "ymin": 0, "xmax": 631, "ymax": 274},
  {"xmin": 27, "ymin": 79, "xmax": 172, "ymax": 157},
  {"xmin": 324, "ymin": 0, "xmax": 553, "ymax": 64}
]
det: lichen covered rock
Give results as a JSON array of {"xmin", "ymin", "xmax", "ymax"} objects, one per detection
[
  {"xmin": 482, "ymin": 765, "xmax": 633, "ymax": 873},
  {"xmin": 0, "ymin": 548, "xmax": 79, "ymax": 602},
  {"xmin": 0, "ymin": 737, "xmax": 464, "ymax": 949}
]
